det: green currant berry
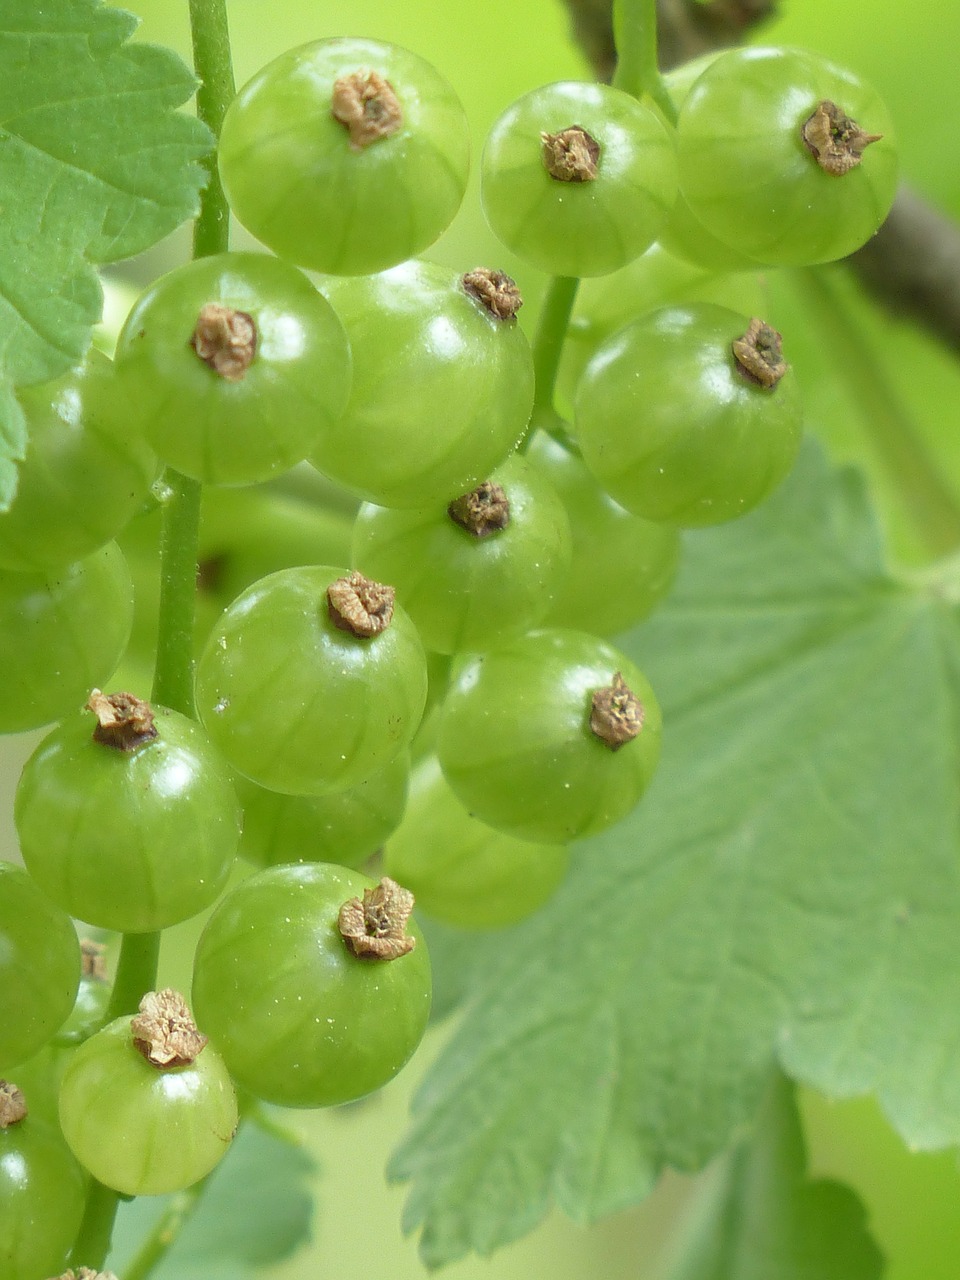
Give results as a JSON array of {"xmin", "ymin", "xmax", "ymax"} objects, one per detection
[
  {"xmin": 195, "ymin": 567, "xmax": 427, "ymax": 796},
  {"xmin": 574, "ymin": 304, "xmax": 803, "ymax": 526},
  {"xmin": 219, "ymin": 38, "xmax": 470, "ymax": 275},
  {"xmin": 16, "ymin": 692, "xmax": 240, "ymax": 933},
  {"xmin": 192, "ymin": 864, "xmax": 431, "ymax": 1107},
  {"xmin": 437, "ymin": 628, "xmax": 662, "ymax": 844},
  {"xmin": 114, "ymin": 252, "xmax": 351, "ymax": 486},
  {"xmin": 482, "ymin": 80, "xmax": 677, "ymax": 277}
]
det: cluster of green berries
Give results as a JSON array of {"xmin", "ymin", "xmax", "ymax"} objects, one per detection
[{"xmin": 0, "ymin": 32, "xmax": 895, "ymax": 1279}]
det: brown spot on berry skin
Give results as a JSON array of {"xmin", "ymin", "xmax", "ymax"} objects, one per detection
[
  {"xmin": 541, "ymin": 125, "xmax": 601, "ymax": 181},
  {"xmin": 590, "ymin": 672, "xmax": 644, "ymax": 750},
  {"xmin": 339, "ymin": 877, "xmax": 417, "ymax": 960},
  {"xmin": 732, "ymin": 318, "xmax": 788, "ymax": 389},
  {"xmin": 132, "ymin": 989, "xmax": 208, "ymax": 1069},
  {"xmin": 327, "ymin": 571, "xmax": 395, "ymax": 638},
  {"xmin": 448, "ymin": 482, "xmax": 511, "ymax": 537},
  {"xmin": 461, "ymin": 269, "xmax": 523, "ymax": 321},
  {"xmin": 801, "ymin": 100, "xmax": 882, "ymax": 176},
  {"xmin": 191, "ymin": 303, "xmax": 257, "ymax": 381},
  {"xmin": 332, "ymin": 69, "xmax": 403, "ymax": 150}
]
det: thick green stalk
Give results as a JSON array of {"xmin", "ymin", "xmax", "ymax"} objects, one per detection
[
  {"xmin": 121, "ymin": 1176, "xmax": 214, "ymax": 1280},
  {"xmin": 532, "ymin": 275, "xmax": 580, "ymax": 413},
  {"xmin": 797, "ymin": 267, "xmax": 960, "ymax": 558},
  {"xmin": 611, "ymin": 0, "xmax": 677, "ymax": 122},
  {"xmin": 67, "ymin": 1180, "xmax": 121, "ymax": 1272},
  {"xmin": 70, "ymin": 3, "xmax": 238, "ymax": 1273}
]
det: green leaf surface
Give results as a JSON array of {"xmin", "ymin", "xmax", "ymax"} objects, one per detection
[
  {"xmin": 108, "ymin": 1118, "xmax": 315, "ymax": 1277},
  {"xmin": 661, "ymin": 1074, "xmax": 882, "ymax": 1280},
  {"xmin": 0, "ymin": 0, "xmax": 211, "ymax": 388},
  {"xmin": 392, "ymin": 439, "xmax": 960, "ymax": 1266}
]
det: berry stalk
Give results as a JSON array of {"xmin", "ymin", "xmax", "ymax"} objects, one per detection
[{"xmin": 611, "ymin": 0, "xmax": 677, "ymax": 123}]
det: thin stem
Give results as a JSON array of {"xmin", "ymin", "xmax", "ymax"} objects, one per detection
[
  {"xmin": 612, "ymin": 0, "xmax": 677, "ymax": 123},
  {"xmin": 106, "ymin": 931, "xmax": 162, "ymax": 1022},
  {"xmin": 533, "ymin": 276, "xmax": 580, "ymax": 412},
  {"xmin": 797, "ymin": 267, "xmax": 960, "ymax": 558},
  {"xmin": 68, "ymin": 1180, "xmax": 121, "ymax": 1272},
  {"xmin": 189, "ymin": 0, "xmax": 235, "ymax": 260},
  {"xmin": 121, "ymin": 1174, "xmax": 213, "ymax": 1280}
]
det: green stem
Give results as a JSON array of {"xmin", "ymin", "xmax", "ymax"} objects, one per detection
[
  {"xmin": 67, "ymin": 1179, "xmax": 121, "ymax": 1272},
  {"xmin": 121, "ymin": 1174, "xmax": 213, "ymax": 1280},
  {"xmin": 106, "ymin": 931, "xmax": 162, "ymax": 1022},
  {"xmin": 611, "ymin": 0, "xmax": 677, "ymax": 123},
  {"xmin": 521, "ymin": 275, "xmax": 580, "ymax": 450},
  {"xmin": 797, "ymin": 267, "xmax": 960, "ymax": 558},
  {"xmin": 189, "ymin": 0, "xmax": 235, "ymax": 260}
]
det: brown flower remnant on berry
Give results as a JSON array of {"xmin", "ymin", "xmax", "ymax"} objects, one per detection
[
  {"xmin": 191, "ymin": 303, "xmax": 257, "ymax": 381},
  {"xmin": 87, "ymin": 690, "xmax": 158, "ymax": 752},
  {"xmin": 541, "ymin": 124, "xmax": 601, "ymax": 181},
  {"xmin": 327, "ymin": 571, "xmax": 395, "ymax": 638},
  {"xmin": 339, "ymin": 877, "xmax": 417, "ymax": 960},
  {"xmin": 80, "ymin": 939, "xmax": 108, "ymax": 981},
  {"xmin": 461, "ymin": 268, "xmax": 523, "ymax": 321},
  {"xmin": 732, "ymin": 318, "xmax": 788, "ymax": 389},
  {"xmin": 53, "ymin": 1269, "xmax": 119, "ymax": 1280},
  {"xmin": 0, "ymin": 1081, "xmax": 27, "ymax": 1128},
  {"xmin": 448, "ymin": 482, "xmax": 511, "ymax": 537},
  {"xmin": 590, "ymin": 672, "xmax": 644, "ymax": 750},
  {"xmin": 332, "ymin": 68, "xmax": 403, "ymax": 150},
  {"xmin": 801, "ymin": 100, "xmax": 882, "ymax": 176},
  {"xmin": 132, "ymin": 989, "xmax": 208, "ymax": 1069}
]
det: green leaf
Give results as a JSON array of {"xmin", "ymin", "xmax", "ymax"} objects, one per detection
[
  {"xmin": 392, "ymin": 438, "xmax": 960, "ymax": 1266},
  {"xmin": 661, "ymin": 1074, "xmax": 882, "ymax": 1280},
  {"xmin": 0, "ymin": 0, "xmax": 212, "ymax": 387},
  {"xmin": 108, "ymin": 1119, "xmax": 315, "ymax": 1277}
]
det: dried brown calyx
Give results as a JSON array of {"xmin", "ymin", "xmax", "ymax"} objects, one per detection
[
  {"xmin": 327, "ymin": 571, "xmax": 395, "ymax": 638},
  {"xmin": 191, "ymin": 303, "xmax": 257, "ymax": 381},
  {"xmin": 0, "ymin": 1081, "xmax": 27, "ymax": 1128},
  {"xmin": 801, "ymin": 100, "xmax": 882, "ymax": 176},
  {"xmin": 461, "ymin": 268, "xmax": 523, "ymax": 321},
  {"xmin": 339, "ymin": 876, "xmax": 417, "ymax": 960},
  {"xmin": 80, "ymin": 939, "xmax": 108, "ymax": 982},
  {"xmin": 590, "ymin": 672, "xmax": 645, "ymax": 750},
  {"xmin": 731, "ymin": 317, "xmax": 788, "ymax": 389},
  {"xmin": 541, "ymin": 124, "xmax": 601, "ymax": 181},
  {"xmin": 132, "ymin": 989, "xmax": 208, "ymax": 1069},
  {"xmin": 332, "ymin": 68, "xmax": 403, "ymax": 150},
  {"xmin": 54, "ymin": 1269, "xmax": 119, "ymax": 1280},
  {"xmin": 87, "ymin": 690, "xmax": 158, "ymax": 752},
  {"xmin": 448, "ymin": 482, "xmax": 511, "ymax": 537}
]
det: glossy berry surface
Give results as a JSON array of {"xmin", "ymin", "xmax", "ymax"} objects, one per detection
[
  {"xmin": 16, "ymin": 702, "xmax": 241, "ymax": 933},
  {"xmin": 195, "ymin": 566, "xmax": 428, "ymax": 795},
  {"xmin": 352, "ymin": 452, "xmax": 573, "ymax": 654},
  {"xmin": 676, "ymin": 46, "xmax": 897, "ymax": 266},
  {"xmin": 312, "ymin": 261, "xmax": 535, "ymax": 508},
  {"xmin": 219, "ymin": 37, "xmax": 470, "ymax": 275},
  {"xmin": 0, "ymin": 1108, "xmax": 86, "ymax": 1280},
  {"xmin": 114, "ymin": 252, "xmax": 351, "ymax": 486},
  {"xmin": 527, "ymin": 430, "xmax": 680, "ymax": 636},
  {"xmin": 0, "ymin": 862, "xmax": 80, "ymax": 1071},
  {"xmin": 437, "ymin": 628, "xmax": 662, "ymax": 844},
  {"xmin": 384, "ymin": 755, "xmax": 570, "ymax": 929},
  {"xmin": 574, "ymin": 304, "xmax": 803, "ymax": 526},
  {"xmin": 0, "ymin": 540, "xmax": 134, "ymax": 735},
  {"xmin": 58, "ymin": 1013, "xmax": 238, "ymax": 1196},
  {"xmin": 192, "ymin": 863, "xmax": 432, "ymax": 1107},
  {"xmin": 236, "ymin": 750, "xmax": 409, "ymax": 869},
  {"xmin": 0, "ymin": 348, "xmax": 156, "ymax": 572},
  {"xmin": 482, "ymin": 80, "xmax": 677, "ymax": 278}
]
